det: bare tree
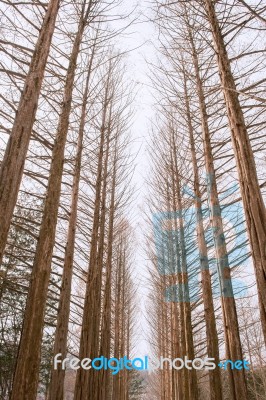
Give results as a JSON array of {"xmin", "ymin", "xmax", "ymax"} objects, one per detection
[
  {"xmin": 203, "ymin": 0, "xmax": 266, "ymax": 344},
  {"xmin": 0, "ymin": 0, "xmax": 60, "ymax": 265},
  {"xmin": 10, "ymin": 2, "xmax": 101, "ymax": 398},
  {"xmin": 48, "ymin": 36, "xmax": 99, "ymax": 400}
]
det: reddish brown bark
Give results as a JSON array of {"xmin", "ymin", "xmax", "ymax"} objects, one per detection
[
  {"xmin": 190, "ymin": 35, "xmax": 248, "ymax": 398},
  {"xmin": 183, "ymin": 66, "xmax": 223, "ymax": 400},
  {"xmin": 170, "ymin": 131, "xmax": 199, "ymax": 400},
  {"xmin": 0, "ymin": 0, "xmax": 60, "ymax": 266},
  {"xmin": 98, "ymin": 136, "xmax": 118, "ymax": 399},
  {"xmin": 204, "ymin": 0, "xmax": 266, "ymax": 346},
  {"xmin": 10, "ymin": 3, "xmax": 93, "ymax": 398},
  {"xmin": 74, "ymin": 73, "xmax": 110, "ymax": 400},
  {"xmin": 87, "ymin": 109, "xmax": 112, "ymax": 399},
  {"xmin": 48, "ymin": 43, "xmax": 95, "ymax": 400}
]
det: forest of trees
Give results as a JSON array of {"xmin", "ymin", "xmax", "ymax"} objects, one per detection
[{"xmin": 0, "ymin": 0, "xmax": 265, "ymax": 399}]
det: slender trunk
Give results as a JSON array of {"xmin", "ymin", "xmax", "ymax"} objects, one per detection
[
  {"xmin": 125, "ymin": 304, "xmax": 130, "ymax": 400},
  {"xmin": 190, "ymin": 34, "xmax": 248, "ymax": 399},
  {"xmin": 165, "ymin": 186, "xmax": 174, "ymax": 400},
  {"xmin": 165, "ymin": 177, "xmax": 189, "ymax": 399},
  {"xmin": 120, "ymin": 248, "xmax": 126, "ymax": 399},
  {"xmin": 0, "ymin": 0, "xmax": 60, "ymax": 265},
  {"xmin": 170, "ymin": 133, "xmax": 199, "ymax": 400},
  {"xmin": 167, "ymin": 174, "xmax": 183, "ymax": 400},
  {"xmin": 112, "ymin": 241, "xmax": 123, "ymax": 399},
  {"xmin": 171, "ymin": 301, "xmax": 180, "ymax": 399},
  {"xmin": 183, "ymin": 63, "xmax": 223, "ymax": 400},
  {"xmin": 11, "ymin": 4, "xmax": 92, "ymax": 398},
  {"xmin": 87, "ymin": 111, "xmax": 112, "ymax": 399},
  {"xmin": 159, "ymin": 298, "xmax": 164, "ymax": 400},
  {"xmin": 48, "ymin": 43, "xmax": 95, "ymax": 400},
  {"xmin": 204, "ymin": 0, "xmax": 266, "ymax": 345},
  {"xmin": 74, "ymin": 73, "xmax": 110, "ymax": 400},
  {"xmin": 162, "ymin": 297, "xmax": 169, "ymax": 400},
  {"xmin": 99, "ymin": 139, "xmax": 118, "ymax": 399}
]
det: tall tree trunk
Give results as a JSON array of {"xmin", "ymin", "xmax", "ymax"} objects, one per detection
[
  {"xmin": 125, "ymin": 304, "xmax": 130, "ymax": 400},
  {"xmin": 166, "ymin": 174, "xmax": 184, "ymax": 400},
  {"xmin": 0, "ymin": 0, "xmax": 60, "ymax": 265},
  {"xmin": 183, "ymin": 61, "xmax": 223, "ymax": 400},
  {"xmin": 164, "ymin": 177, "xmax": 189, "ymax": 400},
  {"xmin": 204, "ymin": 0, "xmax": 266, "ymax": 345},
  {"xmin": 10, "ymin": 3, "xmax": 93, "ymax": 398},
  {"xmin": 170, "ymin": 299, "xmax": 181, "ymax": 399},
  {"xmin": 87, "ymin": 109, "xmax": 112, "ymax": 399},
  {"xmin": 120, "ymin": 247, "xmax": 127, "ymax": 400},
  {"xmin": 112, "ymin": 239, "xmax": 123, "ymax": 400},
  {"xmin": 170, "ymin": 132, "xmax": 199, "ymax": 400},
  {"xmin": 74, "ymin": 72, "xmax": 110, "ymax": 400},
  {"xmin": 99, "ymin": 137, "xmax": 118, "ymax": 399},
  {"xmin": 190, "ymin": 34, "xmax": 248, "ymax": 399},
  {"xmin": 48, "ymin": 43, "xmax": 95, "ymax": 400},
  {"xmin": 159, "ymin": 298, "xmax": 164, "ymax": 400}
]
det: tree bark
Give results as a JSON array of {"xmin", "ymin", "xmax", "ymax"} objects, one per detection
[
  {"xmin": 0, "ymin": 0, "xmax": 60, "ymax": 265},
  {"xmin": 183, "ymin": 68, "xmax": 223, "ymax": 400},
  {"xmin": 112, "ymin": 238, "xmax": 123, "ymax": 399},
  {"xmin": 98, "ymin": 136, "xmax": 118, "ymax": 399},
  {"xmin": 170, "ymin": 133, "xmax": 199, "ymax": 400},
  {"xmin": 48, "ymin": 42, "xmax": 95, "ymax": 400},
  {"xmin": 204, "ymin": 0, "xmax": 266, "ymax": 345},
  {"xmin": 10, "ymin": 3, "xmax": 92, "ymax": 398},
  {"xmin": 87, "ymin": 108, "xmax": 112, "ymax": 399},
  {"xmin": 74, "ymin": 71, "xmax": 110, "ymax": 400},
  {"xmin": 190, "ymin": 31, "xmax": 248, "ymax": 398}
]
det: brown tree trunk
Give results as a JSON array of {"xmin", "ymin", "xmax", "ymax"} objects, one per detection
[
  {"xmin": 170, "ymin": 132, "xmax": 199, "ymax": 400},
  {"xmin": 98, "ymin": 137, "xmax": 118, "ymax": 399},
  {"xmin": 204, "ymin": 0, "xmax": 266, "ymax": 345},
  {"xmin": 120, "ymin": 247, "xmax": 127, "ymax": 400},
  {"xmin": 87, "ymin": 108, "xmax": 112, "ymax": 399},
  {"xmin": 112, "ymin": 239, "xmax": 123, "ymax": 399},
  {"xmin": 190, "ymin": 35, "xmax": 248, "ymax": 399},
  {"xmin": 74, "ymin": 72, "xmax": 110, "ymax": 400},
  {"xmin": 183, "ymin": 58, "xmax": 223, "ymax": 400},
  {"xmin": 10, "ymin": 3, "xmax": 92, "ymax": 399},
  {"xmin": 0, "ymin": 0, "xmax": 60, "ymax": 266},
  {"xmin": 125, "ymin": 306, "xmax": 131, "ymax": 400},
  {"xmin": 170, "ymin": 301, "xmax": 181, "ymax": 399},
  {"xmin": 48, "ymin": 43, "xmax": 95, "ymax": 400},
  {"xmin": 166, "ymin": 172, "xmax": 185, "ymax": 400}
]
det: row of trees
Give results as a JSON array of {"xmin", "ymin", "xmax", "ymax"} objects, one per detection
[
  {"xmin": 0, "ymin": 1, "xmax": 140, "ymax": 399},
  {"xmin": 1, "ymin": 0, "xmax": 266, "ymax": 399},
  {"xmin": 146, "ymin": 1, "xmax": 266, "ymax": 399}
]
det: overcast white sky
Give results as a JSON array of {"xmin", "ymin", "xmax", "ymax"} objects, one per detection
[{"xmin": 112, "ymin": 0, "xmax": 158, "ymax": 356}]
